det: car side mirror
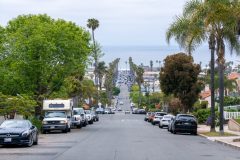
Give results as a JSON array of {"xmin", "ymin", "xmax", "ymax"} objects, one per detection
[{"xmin": 30, "ymin": 126, "xmax": 35, "ymax": 130}]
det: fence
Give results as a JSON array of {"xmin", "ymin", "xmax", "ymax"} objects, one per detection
[{"xmin": 224, "ymin": 111, "xmax": 240, "ymax": 120}]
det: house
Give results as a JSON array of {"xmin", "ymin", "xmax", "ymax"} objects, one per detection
[{"xmin": 199, "ymin": 90, "xmax": 211, "ymax": 108}]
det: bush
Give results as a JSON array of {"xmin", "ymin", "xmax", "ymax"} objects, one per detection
[
  {"xmin": 193, "ymin": 109, "xmax": 210, "ymax": 124},
  {"xmin": 30, "ymin": 117, "xmax": 42, "ymax": 130},
  {"xmin": 193, "ymin": 100, "xmax": 208, "ymax": 111}
]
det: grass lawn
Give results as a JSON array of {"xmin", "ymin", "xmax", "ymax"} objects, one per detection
[
  {"xmin": 201, "ymin": 132, "xmax": 238, "ymax": 137},
  {"xmin": 235, "ymin": 119, "xmax": 240, "ymax": 124}
]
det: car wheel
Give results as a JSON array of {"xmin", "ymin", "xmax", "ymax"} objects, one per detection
[
  {"xmin": 68, "ymin": 127, "xmax": 71, "ymax": 132},
  {"xmin": 96, "ymin": 118, "xmax": 99, "ymax": 121},
  {"xmin": 191, "ymin": 131, "xmax": 197, "ymax": 135},
  {"xmin": 41, "ymin": 129, "xmax": 47, "ymax": 134},
  {"xmin": 33, "ymin": 134, "xmax": 38, "ymax": 145},
  {"xmin": 77, "ymin": 124, "xmax": 81, "ymax": 129},
  {"xmin": 173, "ymin": 129, "xmax": 176, "ymax": 134},
  {"xmin": 63, "ymin": 127, "xmax": 68, "ymax": 133},
  {"xmin": 27, "ymin": 135, "xmax": 34, "ymax": 147}
]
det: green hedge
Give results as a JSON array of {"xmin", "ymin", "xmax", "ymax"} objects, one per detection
[
  {"xmin": 30, "ymin": 117, "xmax": 42, "ymax": 130},
  {"xmin": 193, "ymin": 109, "xmax": 210, "ymax": 124}
]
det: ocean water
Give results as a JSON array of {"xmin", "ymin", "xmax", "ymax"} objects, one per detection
[{"xmin": 102, "ymin": 45, "xmax": 240, "ymax": 70}]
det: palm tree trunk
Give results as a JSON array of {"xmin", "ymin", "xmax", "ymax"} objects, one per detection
[
  {"xmin": 209, "ymin": 34, "xmax": 216, "ymax": 132},
  {"xmin": 138, "ymin": 85, "xmax": 141, "ymax": 108},
  {"xmin": 217, "ymin": 39, "xmax": 225, "ymax": 135},
  {"xmin": 92, "ymin": 29, "xmax": 99, "ymax": 103}
]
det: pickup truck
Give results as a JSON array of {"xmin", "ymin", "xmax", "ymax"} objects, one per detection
[{"xmin": 72, "ymin": 108, "xmax": 87, "ymax": 128}]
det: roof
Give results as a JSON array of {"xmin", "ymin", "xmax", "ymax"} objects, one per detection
[
  {"xmin": 200, "ymin": 90, "xmax": 211, "ymax": 99},
  {"xmin": 228, "ymin": 72, "xmax": 240, "ymax": 80}
]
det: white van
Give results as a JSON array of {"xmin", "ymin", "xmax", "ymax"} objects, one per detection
[{"xmin": 41, "ymin": 99, "xmax": 73, "ymax": 133}]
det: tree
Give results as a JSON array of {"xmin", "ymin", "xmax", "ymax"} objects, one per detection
[
  {"xmin": 113, "ymin": 87, "xmax": 120, "ymax": 96},
  {"xmin": 104, "ymin": 59, "xmax": 120, "ymax": 105},
  {"xmin": 166, "ymin": 0, "xmax": 240, "ymax": 133},
  {"xmin": 0, "ymin": 14, "xmax": 91, "ymax": 116},
  {"xmin": 135, "ymin": 66, "xmax": 144, "ymax": 107},
  {"xmin": 0, "ymin": 93, "xmax": 36, "ymax": 119},
  {"xmin": 87, "ymin": 18, "xmax": 100, "ymax": 86},
  {"xmin": 160, "ymin": 53, "xmax": 201, "ymax": 113},
  {"xmin": 95, "ymin": 61, "xmax": 107, "ymax": 90},
  {"xmin": 150, "ymin": 60, "xmax": 153, "ymax": 71}
]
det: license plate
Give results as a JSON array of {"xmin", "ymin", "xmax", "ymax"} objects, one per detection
[
  {"xmin": 50, "ymin": 126, "xmax": 55, "ymax": 129},
  {"xmin": 184, "ymin": 123, "xmax": 190, "ymax": 125},
  {"xmin": 4, "ymin": 138, "xmax": 12, "ymax": 142}
]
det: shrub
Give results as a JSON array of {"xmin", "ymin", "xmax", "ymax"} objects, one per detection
[
  {"xmin": 30, "ymin": 117, "xmax": 42, "ymax": 130},
  {"xmin": 193, "ymin": 109, "xmax": 210, "ymax": 124}
]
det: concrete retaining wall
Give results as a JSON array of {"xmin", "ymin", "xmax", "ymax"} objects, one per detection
[{"xmin": 228, "ymin": 119, "xmax": 240, "ymax": 132}]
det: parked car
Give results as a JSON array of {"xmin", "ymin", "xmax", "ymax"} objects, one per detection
[
  {"xmin": 117, "ymin": 108, "xmax": 122, "ymax": 111},
  {"xmin": 132, "ymin": 108, "xmax": 139, "ymax": 114},
  {"xmin": 72, "ymin": 108, "xmax": 87, "ymax": 128},
  {"xmin": 0, "ymin": 120, "xmax": 38, "ymax": 147},
  {"xmin": 159, "ymin": 115, "xmax": 174, "ymax": 128},
  {"xmin": 42, "ymin": 99, "xmax": 72, "ymax": 134},
  {"xmin": 85, "ymin": 110, "xmax": 94, "ymax": 124},
  {"xmin": 119, "ymin": 101, "xmax": 124, "ymax": 105},
  {"xmin": 104, "ymin": 108, "xmax": 110, "ymax": 114},
  {"xmin": 138, "ymin": 109, "xmax": 146, "ymax": 114},
  {"xmin": 171, "ymin": 114, "xmax": 198, "ymax": 135},
  {"xmin": 125, "ymin": 110, "xmax": 131, "ymax": 114},
  {"xmin": 148, "ymin": 112, "xmax": 155, "ymax": 123},
  {"xmin": 144, "ymin": 112, "xmax": 152, "ymax": 121},
  {"xmin": 168, "ymin": 116, "xmax": 175, "ymax": 132},
  {"xmin": 91, "ymin": 110, "xmax": 99, "ymax": 122},
  {"xmin": 96, "ymin": 107, "xmax": 104, "ymax": 114},
  {"xmin": 152, "ymin": 112, "xmax": 167, "ymax": 125}
]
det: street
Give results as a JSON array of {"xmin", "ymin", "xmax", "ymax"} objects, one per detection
[
  {"xmin": 0, "ymin": 85, "xmax": 239, "ymax": 160},
  {"xmin": 0, "ymin": 113, "xmax": 239, "ymax": 160}
]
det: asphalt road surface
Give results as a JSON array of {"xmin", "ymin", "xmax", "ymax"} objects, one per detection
[{"xmin": 0, "ymin": 85, "xmax": 240, "ymax": 160}]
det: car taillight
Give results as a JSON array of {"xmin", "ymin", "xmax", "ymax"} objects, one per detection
[{"xmin": 175, "ymin": 121, "xmax": 181, "ymax": 125}]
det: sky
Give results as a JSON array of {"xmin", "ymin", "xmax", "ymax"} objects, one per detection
[
  {"xmin": 0, "ymin": 0, "xmax": 238, "ymax": 67},
  {"xmin": 0, "ymin": 0, "xmax": 187, "ymax": 46}
]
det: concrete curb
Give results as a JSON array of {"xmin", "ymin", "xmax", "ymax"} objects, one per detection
[
  {"xmin": 198, "ymin": 133, "xmax": 240, "ymax": 150},
  {"xmin": 198, "ymin": 133, "xmax": 214, "ymax": 141},
  {"xmin": 214, "ymin": 139, "xmax": 240, "ymax": 151}
]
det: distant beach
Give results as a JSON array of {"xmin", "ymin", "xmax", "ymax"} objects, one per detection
[{"xmin": 102, "ymin": 45, "xmax": 239, "ymax": 69}]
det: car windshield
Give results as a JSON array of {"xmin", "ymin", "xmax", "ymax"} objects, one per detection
[
  {"xmin": 178, "ymin": 115, "xmax": 195, "ymax": 121},
  {"xmin": 73, "ymin": 109, "xmax": 83, "ymax": 115},
  {"xmin": 85, "ymin": 110, "xmax": 91, "ymax": 114},
  {"xmin": 73, "ymin": 110, "xmax": 80, "ymax": 115},
  {"xmin": 45, "ymin": 111, "xmax": 66, "ymax": 118},
  {"xmin": 0, "ymin": 120, "xmax": 29, "ymax": 128},
  {"xmin": 163, "ymin": 116, "xmax": 172, "ymax": 119},
  {"xmin": 156, "ymin": 113, "xmax": 166, "ymax": 116}
]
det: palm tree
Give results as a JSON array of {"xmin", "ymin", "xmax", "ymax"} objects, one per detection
[
  {"xmin": 135, "ymin": 66, "xmax": 144, "ymax": 108},
  {"xmin": 95, "ymin": 61, "xmax": 107, "ymax": 90},
  {"xmin": 156, "ymin": 60, "xmax": 161, "ymax": 71},
  {"xmin": 150, "ymin": 60, "xmax": 153, "ymax": 71},
  {"xmin": 166, "ymin": 0, "xmax": 240, "ymax": 134},
  {"xmin": 87, "ymin": 18, "xmax": 99, "ymax": 86}
]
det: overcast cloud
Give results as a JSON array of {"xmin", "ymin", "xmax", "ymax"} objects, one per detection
[{"xmin": 0, "ymin": 0, "xmax": 187, "ymax": 46}]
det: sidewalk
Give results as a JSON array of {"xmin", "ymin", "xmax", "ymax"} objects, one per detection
[{"xmin": 198, "ymin": 125, "xmax": 240, "ymax": 150}]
